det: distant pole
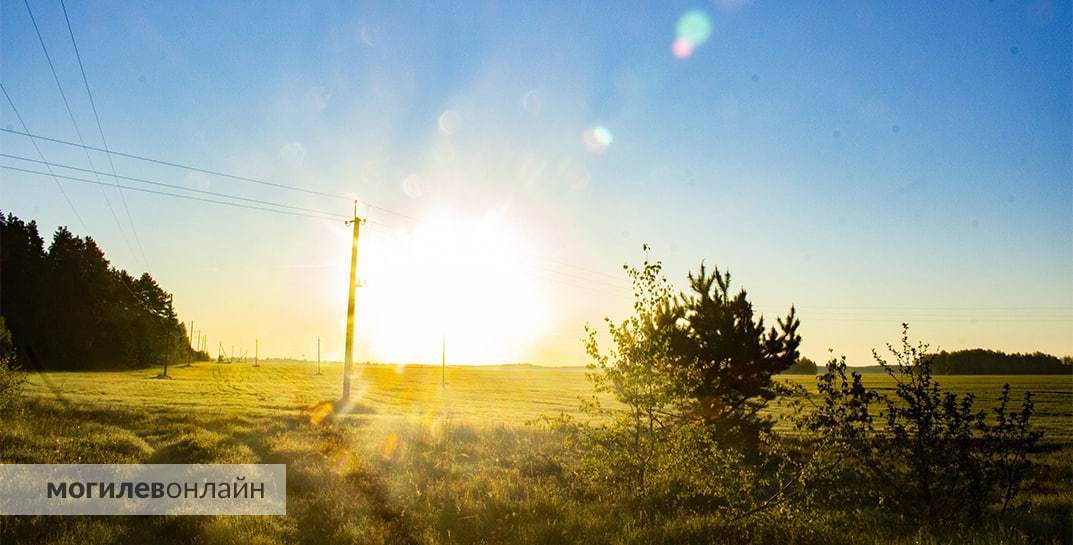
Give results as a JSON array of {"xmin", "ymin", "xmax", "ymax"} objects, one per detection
[
  {"xmin": 163, "ymin": 332, "xmax": 171, "ymax": 377},
  {"xmin": 186, "ymin": 321, "xmax": 194, "ymax": 367},
  {"xmin": 231, "ymin": 345, "xmax": 235, "ymax": 363},
  {"xmin": 316, "ymin": 336, "xmax": 322, "ymax": 375},
  {"xmin": 342, "ymin": 201, "xmax": 364, "ymax": 401},
  {"xmin": 441, "ymin": 334, "xmax": 446, "ymax": 387},
  {"xmin": 254, "ymin": 338, "xmax": 259, "ymax": 366}
]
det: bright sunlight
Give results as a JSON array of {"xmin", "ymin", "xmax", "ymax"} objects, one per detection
[{"xmin": 357, "ymin": 208, "xmax": 550, "ymax": 365}]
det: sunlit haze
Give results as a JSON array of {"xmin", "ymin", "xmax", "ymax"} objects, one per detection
[{"xmin": 2, "ymin": 1, "xmax": 1070, "ymax": 365}]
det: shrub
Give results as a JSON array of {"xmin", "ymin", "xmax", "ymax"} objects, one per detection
[
  {"xmin": 805, "ymin": 324, "xmax": 1042, "ymax": 523},
  {"xmin": 553, "ymin": 250, "xmax": 817, "ymax": 528}
]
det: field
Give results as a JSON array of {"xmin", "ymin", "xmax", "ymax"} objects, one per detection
[{"xmin": 2, "ymin": 362, "xmax": 1071, "ymax": 544}]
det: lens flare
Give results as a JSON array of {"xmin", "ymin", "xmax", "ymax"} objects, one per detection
[
  {"xmin": 582, "ymin": 125, "xmax": 614, "ymax": 154},
  {"xmin": 437, "ymin": 110, "xmax": 462, "ymax": 135},
  {"xmin": 677, "ymin": 10, "xmax": 712, "ymax": 44},
  {"xmin": 380, "ymin": 433, "xmax": 402, "ymax": 461},
  {"xmin": 401, "ymin": 174, "xmax": 424, "ymax": 198},
  {"xmin": 672, "ymin": 37, "xmax": 695, "ymax": 58},
  {"xmin": 521, "ymin": 89, "xmax": 542, "ymax": 115},
  {"xmin": 673, "ymin": 10, "xmax": 712, "ymax": 58},
  {"xmin": 308, "ymin": 401, "xmax": 333, "ymax": 426}
]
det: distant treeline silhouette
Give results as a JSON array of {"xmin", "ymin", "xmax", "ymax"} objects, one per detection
[
  {"xmin": 782, "ymin": 356, "xmax": 818, "ymax": 375},
  {"xmin": 923, "ymin": 349, "xmax": 1071, "ymax": 375},
  {"xmin": 1, "ymin": 212, "xmax": 202, "ymax": 370}
]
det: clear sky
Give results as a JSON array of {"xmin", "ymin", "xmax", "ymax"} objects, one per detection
[{"xmin": 2, "ymin": 0, "xmax": 1070, "ymax": 365}]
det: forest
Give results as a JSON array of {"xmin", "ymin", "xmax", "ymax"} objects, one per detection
[
  {"xmin": 924, "ymin": 349, "xmax": 1071, "ymax": 375},
  {"xmin": 0, "ymin": 212, "xmax": 203, "ymax": 371}
]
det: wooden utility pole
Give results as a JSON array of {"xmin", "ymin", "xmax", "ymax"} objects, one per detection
[
  {"xmin": 342, "ymin": 202, "xmax": 364, "ymax": 401},
  {"xmin": 163, "ymin": 332, "xmax": 171, "ymax": 378},
  {"xmin": 186, "ymin": 321, "xmax": 194, "ymax": 367},
  {"xmin": 254, "ymin": 338, "xmax": 259, "ymax": 366}
]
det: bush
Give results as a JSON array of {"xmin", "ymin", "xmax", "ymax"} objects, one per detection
[
  {"xmin": 804, "ymin": 324, "xmax": 1042, "ymax": 523},
  {"xmin": 552, "ymin": 250, "xmax": 817, "ymax": 529}
]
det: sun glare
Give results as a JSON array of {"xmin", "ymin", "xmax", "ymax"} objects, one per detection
[{"xmin": 358, "ymin": 209, "xmax": 549, "ymax": 365}]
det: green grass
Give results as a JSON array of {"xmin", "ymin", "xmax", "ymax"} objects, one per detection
[{"xmin": 2, "ymin": 362, "xmax": 1070, "ymax": 544}]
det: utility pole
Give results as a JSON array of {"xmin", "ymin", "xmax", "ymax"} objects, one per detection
[
  {"xmin": 342, "ymin": 201, "xmax": 364, "ymax": 401},
  {"xmin": 316, "ymin": 336, "xmax": 321, "ymax": 375},
  {"xmin": 163, "ymin": 332, "xmax": 171, "ymax": 378},
  {"xmin": 254, "ymin": 338, "xmax": 259, "ymax": 367},
  {"xmin": 185, "ymin": 321, "xmax": 194, "ymax": 367}
]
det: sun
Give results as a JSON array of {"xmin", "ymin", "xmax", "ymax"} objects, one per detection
[{"xmin": 356, "ymin": 208, "xmax": 550, "ymax": 365}]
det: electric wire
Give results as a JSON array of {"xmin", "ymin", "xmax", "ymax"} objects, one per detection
[
  {"xmin": 0, "ymin": 82, "xmax": 87, "ymax": 231},
  {"xmin": 2, "ymin": 164, "xmax": 347, "ymax": 221},
  {"xmin": 1, "ymin": 153, "xmax": 351, "ymax": 219},
  {"xmin": 0, "ymin": 127, "xmax": 416, "ymax": 221},
  {"xmin": 21, "ymin": 0, "xmax": 137, "ymax": 261},
  {"xmin": 58, "ymin": 0, "xmax": 149, "ymax": 268}
]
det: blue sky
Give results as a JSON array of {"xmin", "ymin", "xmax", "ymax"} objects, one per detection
[{"xmin": 2, "ymin": 0, "xmax": 1070, "ymax": 364}]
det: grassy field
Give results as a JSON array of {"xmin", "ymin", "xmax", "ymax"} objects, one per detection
[{"xmin": 2, "ymin": 362, "xmax": 1070, "ymax": 544}]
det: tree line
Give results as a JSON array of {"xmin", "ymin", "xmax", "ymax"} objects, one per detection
[
  {"xmin": 923, "ymin": 348, "xmax": 1071, "ymax": 375},
  {"xmin": 0, "ymin": 212, "xmax": 205, "ymax": 370}
]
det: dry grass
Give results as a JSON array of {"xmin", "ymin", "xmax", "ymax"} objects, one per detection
[{"xmin": 1, "ymin": 362, "xmax": 1070, "ymax": 544}]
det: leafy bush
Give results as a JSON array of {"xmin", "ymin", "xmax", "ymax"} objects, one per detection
[
  {"xmin": 804, "ymin": 324, "xmax": 1042, "ymax": 522},
  {"xmin": 553, "ymin": 250, "xmax": 816, "ymax": 529}
]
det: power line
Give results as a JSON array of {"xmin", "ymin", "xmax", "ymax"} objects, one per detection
[
  {"xmin": 528, "ymin": 262, "xmax": 630, "ymax": 290},
  {"xmin": 58, "ymin": 0, "xmax": 149, "ymax": 269},
  {"xmin": 0, "ymin": 127, "xmax": 417, "ymax": 221},
  {"xmin": 1, "ymin": 153, "xmax": 351, "ymax": 219},
  {"xmin": 524, "ymin": 252, "xmax": 624, "ymax": 282},
  {"xmin": 21, "ymin": 0, "xmax": 137, "ymax": 263},
  {"xmin": 2, "ymin": 164, "xmax": 345, "ymax": 220},
  {"xmin": 0, "ymin": 127, "xmax": 644, "ymax": 288},
  {"xmin": 0, "ymin": 82, "xmax": 87, "ymax": 232},
  {"xmin": 11, "ymin": 161, "xmax": 1051, "ymax": 319}
]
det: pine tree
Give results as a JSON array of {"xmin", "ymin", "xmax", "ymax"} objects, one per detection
[{"xmin": 662, "ymin": 263, "xmax": 801, "ymax": 446}]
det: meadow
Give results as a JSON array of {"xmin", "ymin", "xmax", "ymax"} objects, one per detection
[{"xmin": 2, "ymin": 362, "xmax": 1070, "ymax": 544}]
